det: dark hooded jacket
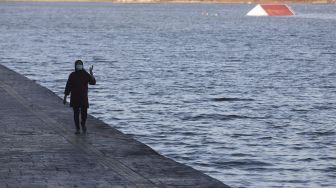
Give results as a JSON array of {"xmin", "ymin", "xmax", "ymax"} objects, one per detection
[{"xmin": 64, "ymin": 70, "xmax": 96, "ymax": 108}]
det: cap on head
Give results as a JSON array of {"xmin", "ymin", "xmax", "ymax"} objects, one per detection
[{"xmin": 75, "ymin": 60, "xmax": 84, "ymax": 71}]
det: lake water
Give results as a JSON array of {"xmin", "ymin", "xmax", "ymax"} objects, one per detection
[{"xmin": 0, "ymin": 3, "xmax": 335, "ymax": 187}]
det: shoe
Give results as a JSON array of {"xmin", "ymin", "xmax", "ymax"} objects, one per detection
[
  {"xmin": 81, "ymin": 124, "xmax": 87, "ymax": 134},
  {"xmin": 74, "ymin": 130, "xmax": 80, "ymax": 135}
]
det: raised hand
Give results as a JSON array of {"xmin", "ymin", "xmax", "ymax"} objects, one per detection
[{"xmin": 89, "ymin": 65, "xmax": 94, "ymax": 75}]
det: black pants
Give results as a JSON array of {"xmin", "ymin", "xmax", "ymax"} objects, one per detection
[{"xmin": 73, "ymin": 107, "xmax": 87, "ymax": 131}]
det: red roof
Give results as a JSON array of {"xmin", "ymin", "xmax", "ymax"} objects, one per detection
[{"xmin": 261, "ymin": 4, "xmax": 294, "ymax": 16}]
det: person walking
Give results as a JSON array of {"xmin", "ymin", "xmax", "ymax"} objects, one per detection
[{"xmin": 63, "ymin": 60, "xmax": 96, "ymax": 134}]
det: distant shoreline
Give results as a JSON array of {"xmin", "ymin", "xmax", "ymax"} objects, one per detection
[{"xmin": 0, "ymin": 0, "xmax": 335, "ymax": 4}]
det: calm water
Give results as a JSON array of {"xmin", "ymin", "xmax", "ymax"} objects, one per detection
[{"xmin": 0, "ymin": 3, "xmax": 335, "ymax": 187}]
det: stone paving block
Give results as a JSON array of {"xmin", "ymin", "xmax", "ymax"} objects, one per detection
[{"xmin": 0, "ymin": 64, "xmax": 230, "ymax": 187}]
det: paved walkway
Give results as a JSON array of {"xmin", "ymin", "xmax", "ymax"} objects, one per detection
[{"xmin": 0, "ymin": 64, "xmax": 229, "ymax": 188}]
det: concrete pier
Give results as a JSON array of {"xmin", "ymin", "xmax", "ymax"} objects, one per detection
[{"xmin": 0, "ymin": 64, "xmax": 229, "ymax": 188}]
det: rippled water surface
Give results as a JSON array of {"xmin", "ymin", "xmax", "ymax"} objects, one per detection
[{"xmin": 1, "ymin": 3, "xmax": 336, "ymax": 187}]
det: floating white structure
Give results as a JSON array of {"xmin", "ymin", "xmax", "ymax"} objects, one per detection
[{"xmin": 246, "ymin": 4, "xmax": 295, "ymax": 16}]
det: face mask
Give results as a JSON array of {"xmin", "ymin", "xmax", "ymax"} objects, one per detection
[{"xmin": 75, "ymin": 64, "xmax": 83, "ymax": 70}]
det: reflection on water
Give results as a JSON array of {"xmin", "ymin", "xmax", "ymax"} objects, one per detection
[{"xmin": 0, "ymin": 3, "xmax": 335, "ymax": 188}]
